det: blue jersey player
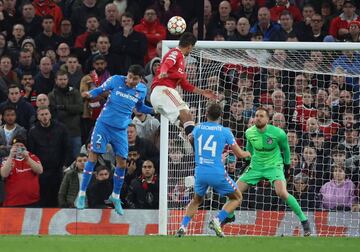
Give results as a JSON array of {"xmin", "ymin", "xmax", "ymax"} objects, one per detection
[
  {"xmin": 75, "ymin": 65, "xmax": 153, "ymax": 215},
  {"xmin": 177, "ymin": 102, "xmax": 251, "ymax": 237}
]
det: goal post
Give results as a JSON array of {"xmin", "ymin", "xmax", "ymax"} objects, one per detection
[{"xmin": 158, "ymin": 41, "xmax": 360, "ymax": 236}]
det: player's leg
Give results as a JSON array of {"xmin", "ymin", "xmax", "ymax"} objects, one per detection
[
  {"xmin": 273, "ymin": 176, "xmax": 311, "ymax": 236},
  {"xmin": 177, "ymin": 193, "xmax": 204, "ymax": 237},
  {"xmin": 108, "ymin": 128, "xmax": 128, "ymax": 215},
  {"xmin": 179, "ymin": 108, "xmax": 195, "ymax": 137}
]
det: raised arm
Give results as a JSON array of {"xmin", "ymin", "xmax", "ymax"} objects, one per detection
[{"xmin": 86, "ymin": 76, "xmax": 115, "ymax": 99}]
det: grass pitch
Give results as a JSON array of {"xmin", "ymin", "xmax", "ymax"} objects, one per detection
[{"xmin": 0, "ymin": 235, "xmax": 358, "ymax": 252}]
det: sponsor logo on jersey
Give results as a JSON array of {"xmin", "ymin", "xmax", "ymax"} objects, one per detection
[
  {"xmin": 266, "ymin": 137, "xmax": 273, "ymax": 144},
  {"xmin": 115, "ymin": 91, "xmax": 139, "ymax": 103}
]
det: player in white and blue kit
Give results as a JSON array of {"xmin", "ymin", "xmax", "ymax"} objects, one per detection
[
  {"xmin": 177, "ymin": 102, "xmax": 251, "ymax": 237},
  {"xmin": 75, "ymin": 65, "xmax": 153, "ymax": 215}
]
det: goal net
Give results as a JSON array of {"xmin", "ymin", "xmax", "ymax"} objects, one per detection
[{"xmin": 159, "ymin": 41, "xmax": 360, "ymax": 237}]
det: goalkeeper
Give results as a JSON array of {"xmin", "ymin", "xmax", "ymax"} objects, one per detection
[{"xmin": 225, "ymin": 107, "xmax": 311, "ymax": 236}]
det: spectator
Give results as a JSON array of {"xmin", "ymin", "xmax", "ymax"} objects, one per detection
[
  {"xmin": 269, "ymin": 0, "xmax": 302, "ymax": 22},
  {"xmin": 48, "ymin": 70, "xmax": 83, "ymax": 159},
  {"xmin": 134, "ymin": 7, "xmax": 166, "ymax": 63},
  {"xmin": 320, "ymin": 164, "xmax": 359, "ymax": 211},
  {"xmin": 126, "ymin": 159, "xmax": 159, "ymax": 209},
  {"xmin": 153, "ymin": 0, "xmax": 183, "ymax": 26},
  {"xmin": 288, "ymin": 172, "xmax": 318, "ymax": 211},
  {"xmin": 301, "ymin": 13, "xmax": 327, "ymax": 42},
  {"xmin": 330, "ymin": 144, "xmax": 347, "ymax": 167},
  {"xmin": 250, "ymin": 7, "xmax": 281, "ymax": 41},
  {"xmin": 28, "ymin": 106, "xmax": 69, "ymax": 207},
  {"xmin": 295, "ymin": 3, "xmax": 315, "ymax": 41},
  {"xmin": 227, "ymin": 17, "xmax": 251, "ymax": 41},
  {"xmin": 15, "ymin": 48, "xmax": 38, "ymax": 77},
  {"xmin": 35, "ymin": 93, "xmax": 49, "ymax": 108},
  {"xmin": 87, "ymin": 165, "xmax": 113, "ymax": 208},
  {"xmin": 60, "ymin": 54, "xmax": 84, "ymax": 90},
  {"xmin": 0, "ymin": 54, "xmax": 19, "ymax": 87},
  {"xmin": 292, "ymin": 90, "xmax": 317, "ymax": 132},
  {"xmin": 59, "ymin": 19, "xmax": 75, "ymax": 47},
  {"xmin": 272, "ymin": 112, "xmax": 286, "ymax": 129},
  {"xmin": 339, "ymin": 122, "xmax": 360, "ymax": 158},
  {"xmin": 0, "ymin": 34, "xmax": 9, "ymax": 59},
  {"xmin": 235, "ymin": 0, "xmax": 258, "ymax": 26},
  {"xmin": 287, "ymin": 129, "xmax": 302, "ymax": 154},
  {"xmin": 144, "ymin": 56, "xmax": 160, "ymax": 101},
  {"xmin": 34, "ymin": 56, "xmax": 55, "ymax": 95},
  {"xmin": 271, "ymin": 10, "xmax": 297, "ymax": 41},
  {"xmin": 75, "ymin": 15, "xmax": 100, "ymax": 49},
  {"xmin": 70, "ymin": 0, "xmax": 103, "ymax": 36},
  {"xmin": 19, "ymin": 2, "xmax": 42, "ymax": 38},
  {"xmin": 53, "ymin": 43, "xmax": 71, "ymax": 73},
  {"xmin": 112, "ymin": 0, "xmax": 142, "ymax": 23},
  {"xmin": 329, "ymin": 0, "xmax": 360, "ymax": 41},
  {"xmin": 317, "ymin": 105, "xmax": 341, "ymax": 141},
  {"xmin": 0, "ymin": 136, "xmax": 43, "ymax": 207},
  {"xmin": 21, "ymin": 36, "xmax": 40, "ymax": 64},
  {"xmin": 0, "ymin": 84, "xmax": 35, "ymax": 130},
  {"xmin": 35, "ymin": 15, "xmax": 62, "ymax": 54},
  {"xmin": 203, "ymin": 0, "xmax": 212, "ymax": 26},
  {"xmin": 80, "ymin": 55, "xmax": 110, "ymax": 142},
  {"xmin": 19, "ymin": 72, "xmax": 37, "ymax": 106},
  {"xmin": 332, "ymin": 90, "xmax": 359, "ymax": 122},
  {"xmin": 224, "ymin": 16, "xmax": 237, "ymax": 39},
  {"xmin": 271, "ymin": 89, "xmax": 294, "ymax": 125},
  {"xmin": 305, "ymin": 117, "xmax": 320, "ymax": 135},
  {"xmin": 58, "ymin": 153, "xmax": 87, "ymax": 208},
  {"xmin": 32, "ymin": 0, "xmax": 63, "ymax": 34},
  {"xmin": 99, "ymin": 3, "xmax": 121, "ymax": 36},
  {"xmin": 0, "ymin": 105, "xmax": 27, "ymax": 158},
  {"xmin": 223, "ymin": 99, "xmax": 247, "ymax": 139},
  {"xmin": 208, "ymin": 0, "xmax": 236, "ymax": 39},
  {"xmin": 132, "ymin": 108, "xmax": 160, "ymax": 144},
  {"xmin": 111, "ymin": 12, "xmax": 147, "ymax": 74},
  {"xmin": 7, "ymin": 24, "xmax": 25, "ymax": 57},
  {"xmin": 347, "ymin": 20, "xmax": 360, "ymax": 42},
  {"xmin": 128, "ymin": 123, "xmax": 159, "ymax": 164}
]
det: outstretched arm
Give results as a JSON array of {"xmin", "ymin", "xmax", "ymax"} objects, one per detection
[
  {"xmin": 86, "ymin": 76, "xmax": 115, "ymax": 99},
  {"xmin": 135, "ymin": 101, "xmax": 154, "ymax": 115},
  {"xmin": 230, "ymin": 143, "xmax": 251, "ymax": 159}
]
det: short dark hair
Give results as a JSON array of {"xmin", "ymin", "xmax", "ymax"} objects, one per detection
[
  {"xmin": 55, "ymin": 70, "xmax": 68, "ymax": 78},
  {"xmin": 256, "ymin": 106, "xmax": 270, "ymax": 117},
  {"xmin": 76, "ymin": 153, "xmax": 88, "ymax": 158},
  {"xmin": 43, "ymin": 15, "xmax": 54, "ymax": 21},
  {"xmin": 179, "ymin": 32, "xmax": 197, "ymax": 48},
  {"xmin": 1, "ymin": 105, "xmax": 16, "ymax": 116},
  {"xmin": 128, "ymin": 64, "xmax": 144, "ymax": 77},
  {"xmin": 122, "ymin": 12, "xmax": 134, "ymax": 20},
  {"xmin": 206, "ymin": 102, "xmax": 223, "ymax": 121}
]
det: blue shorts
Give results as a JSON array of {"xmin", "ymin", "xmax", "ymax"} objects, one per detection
[
  {"xmin": 90, "ymin": 121, "xmax": 128, "ymax": 158},
  {"xmin": 194, "ymin": 172, "xmax": 238, "ymax": 197}
]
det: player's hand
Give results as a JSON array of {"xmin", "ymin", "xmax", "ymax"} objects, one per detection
[
  {"xmin": 159, "ymin": 72, "xmax": 168, "ymax": 79},
  {"xmin": 201, "ymin": 89, "xmax": 218, "ymax": 100},
  {"xmin": 82, "ymin": 91, "xmax": 91, "ymax": 99}
]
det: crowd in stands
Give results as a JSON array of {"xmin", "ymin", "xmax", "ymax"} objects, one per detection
[{"xmin": 0, "ymin": 0, "xmax": 359, "ymax": 212}]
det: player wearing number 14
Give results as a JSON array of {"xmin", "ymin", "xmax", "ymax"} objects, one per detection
[{"xmin": 177, "ymin": 102, "xmax": 251, "ymax": 237}]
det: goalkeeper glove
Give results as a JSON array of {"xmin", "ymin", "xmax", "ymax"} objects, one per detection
[{"xmin": 284, "ymin": 164, "xmax": 291, "ymax": 179}]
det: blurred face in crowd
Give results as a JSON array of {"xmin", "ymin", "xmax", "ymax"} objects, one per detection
[
  {"xmin": 315, "ymin": 89, "xmax": 328, "ymax": 106},
  {"xmin": 345, "ymin": 128, "xmax": 358, "ymax": 143},
  {"xmin": 294, "ymin": 74, "xmax": 308, "ymax": 93},
  {"xmin": 294, "ymin": 178, "xmax": 308, "ymax": 192},
  {"xmin": 76, "ymin": 155, "xmax": 87, "ymax": 171},
  {"xmin": 60, "ymin": 20, "xmax": 72, "ymax": 34},
  {"xmin": 142, "ymin": 160, "xmax": 156, "ymax": 179},
  {"xmin": 93, "ymin": 59, "xmax": 107, "ymax": 75},
  {"xmin": 105, "ymin": 3, "xmax": 118, "ymax": 23},
  {"xmin": 8, "ymin": 87, "xmax": 21, "ymax": 103},
  {"xmin": 287, "ymin": 131, "xmax": 298, "ymax": 147},
  {"xmin": 272, "ymin": 113, "xmax": 285, "ymax": 128},
  {"xmin": 128, "ymin": 150, "xmax": 140, "ymax": 162},
  {"xmin": 343, "ymin": 2, "xmax": 356, "ymax": 18},
  {"xmin": 96, "ymin": 36, "xmax": 110, "ymax": 54},
  {"xmin": 276, "ymin": 0, "xmax": 288, "ymax": 6},
  {"xmin": 339, "ymin": 90, "xmax": 352, "ymax": 104},
  {"xmin": 310, "ymin": 135, "xmax": 324, "ymax": 150},
  {"xmin": 0, "ymin": 57, "xmax": 12, "ymax": 74},
  {"xmin": 219, "ymin": 1, "xmax": 231, "ymax": 18},
  {"xmin": 121, "ymin": 15, "xmax": 134, "ymax": 28},
  {"xmin": 95, "ymin": 168, "xmax": 110, "ymax": 181},
  {"xmin": 317, "ymin": 107, "xmax": 330, "ymax": 120},
  {"xmin": 144, "ymin": 9, "xmax": 157, "ymax": 23},
  {"xmin": 225, "ymin": 20, "xmax": 236, "ymax": 32},
  {"xmin": 39, "ymin": 57, "xmax": 53, "ymax": 75},
  {"xmin": 23, "ymin": 42, "xmax": 34, "ymax": 54},
  {"xmin": 0, "ymin": 35, "xmax": 6, "ymax": 48},
  {"xmin": 169, "ymin": 147, "xmax": 184, "ymax": 163},
  {"xmin": 290, "ymin": 154, "xmax": 299, "ymax": 168},
  {"xmin": 21, "ymin": 74, "xmax": 34, "ymax": 88},
  {"xmin": 310, "ymin": 14, "xmax": 323, "ymax": 32},
  {"xmin": 22, "ymin": 3, "xmax": 35, "ymax": 19},
  {"xmin": 333, "ymin": 166, "xmax": 346, "ymax": 183},
  {"xmin": 12, "ymin": 24, "xmax": 25, "ymax": 40},
  {"xmin": 302, "ymin": 5, "xmax": 315, "ymax": 19},
  {"xmin": 342, "ymin": 112, "xmax": 355, "ymax": 126},
  {"xmin": 333, "ymin": 152, "xmax": 346, "ymax": 165},
  {"xmin": 272, "ymin": 90, "xmax": 285, "ymax": 107},
  {"xmin": 156, "ymin": 41, "xmax": 162, "ymax": 57},
  {"xmin": 236, "ymin": 17, "xmax": 250, "ymax": 35},
  {"xmin": 19, "ymin": 50, "xmax": 32, "ymax": 66},
  {"xmin": 242, "ymin": 0, "xmax": 255, "ymax": 10},
  {"xmin": 280, "ymin": 13, "xmax": 293, "ymax": 31},
  {"xmin": 127, "ymin": 125, "xmax": 137, "ymax": 143},
  {"xmin": 306, "ymin": 117, "xmax": 319, "ymax": 133},
  {"xmin": 37, "ymin": 108, "xmax": 51, "ymax": 127},
  {"xmin": 349, "ymin": 22, "xmax": 360, "ymax": 36},
  {"xmin": 66, "ymin": 56, "xmax": 79, "ymax": 73},
  {"xmin": 56, "ymin": 43, "xmax": 70, "ymax": 58},
  {"xmin": 303, "ymin": 146, "xmax": 316, "ymax": 163},
  {"xmin": 55, "ymin": 73, "xmax": 69, "ymax": 89},
  {"xmin": 255, "ymin": 109, "xmax": 269, "ymax": 129},
  {"xmin": 230, "ymin": 101, "xmax": 244, "ymax": 120},
  {"xmin": 3, "ymin": 109, "xmax": 16, "ymax": 126},
  {"xmin": 328, "ymin": 83, "xmax": 340, "ymax": 98},
  {"xmin": 258, "ymin": 7, "xmax": 270, "ymax": 25},
  {"xmin": 273, "ymin": 49, "xmax": 287, "ymax": 63},
  {"xmin": 36, "ymin": 94, "xmax": 50, "ymax": 107},
  {"xmin": 3, "ymin": 0, "xmax": 16, "ymax": 10},
  {"xmin": 42, "ymin": 18, "xmax": 54, "ymax": 33},
  {"xmin": 302, "ymin": 92, "xmax": 313, "ymax": 106},
  {"xmin": 267, "ymin": 77, "xmax": 278, "ymax": 91},
  {"xmin": 86, "ymin": 17, "xmax": 99, "ymax": 32},
  {"xmin": 204, "ymin": 0, "xmax": 212, "ymax": 16},
  {"xmin": 310, "ymin": 51, "xmax": 323, "ymax": 65}
]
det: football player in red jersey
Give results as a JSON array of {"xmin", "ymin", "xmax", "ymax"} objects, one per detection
[{"xmin": 150, "ymin": 32, "xmax": 217, "ymax": 137}]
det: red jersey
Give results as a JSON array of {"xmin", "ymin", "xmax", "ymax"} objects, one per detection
[
  {"xmin": 319, "ymin": 121, "xmax": 341, "ymax": 140},
  {"xmin": 151, "ymin": 48, "xmax": 196, "ymax": 93},
  {"xmin": 1, "ymin": 154, "xmax": 41, "ymax": 206},
  {"xmin": 292, "ymin": 104, "xmax": 317, "ymax": 131}
]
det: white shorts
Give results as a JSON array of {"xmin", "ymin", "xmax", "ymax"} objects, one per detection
[{"xmin": 150, "ymin": 86, "xmax": 189, "ymax": 124}]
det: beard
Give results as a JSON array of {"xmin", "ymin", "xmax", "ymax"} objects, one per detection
[{"xmin": 95, "ymin": 69, "xmax": 105, "ymax": 75}]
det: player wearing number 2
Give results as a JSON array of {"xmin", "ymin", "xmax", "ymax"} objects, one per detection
[
  {"xmin": 150, "ymin": 32, "xmax": 217, "ymax": 137},
  {"xmin": 176, "ymin": 102, "xmax": 251, "ymax": 237},
  {"xmin": 75, "ymin": 65, "xmax": 154, "ymax": 215}
]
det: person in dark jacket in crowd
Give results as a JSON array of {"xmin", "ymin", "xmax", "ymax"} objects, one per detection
[
  {"xmin": 28, "ymin": 106, "xmax": 70, "ymax": 207},
  {"xmin": 87, "ymin": 165, "xmax": 113, "ymax": 208}
]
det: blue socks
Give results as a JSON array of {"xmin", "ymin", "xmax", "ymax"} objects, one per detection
[
  {"xmin": 112, "ymin": 167, "xmax": 125, "ymax": 198},
  {"xmin": 80, "ymin": 161, "xmax": 96, "ymax": 193},
  {"xmin": 181, "ymin": 216, "xmax": 192, "ymax": 228},
  {"xmin": 217, "ymin": 210, "xmax": 230, "ymax": 223}
]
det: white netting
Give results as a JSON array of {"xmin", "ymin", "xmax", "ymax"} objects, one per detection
[{"xmin": 164, "ymin": 42, "xmax": 360, "ymax": 237}]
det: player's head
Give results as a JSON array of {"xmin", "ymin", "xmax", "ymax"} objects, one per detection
[
  {"xmin": 178, "ymin": 32, "xmax": 197, "ymax": 56},
  {"xmin": 126, "ymin": 64, "xmax": 144, "ymax": 87},
  {"xmin": 255, "ymin": 106, "xmax": 270, "ymax": 129},
  {"xmin": 206, "ymin": 102, "xmax": 223, "ymax": 121}
]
